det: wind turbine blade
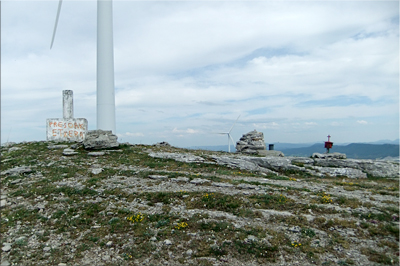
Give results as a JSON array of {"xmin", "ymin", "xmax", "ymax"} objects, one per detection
[
  {"xmin": 210, "ymin": 132, "xmax": 228, "ymax": 135},
  {"xmin": 50, "ymin": 0, "xmax": 63, "ymax": 49},
  {"xmin": 228, "ymin": 114, "xmax": 241, "ymax": 133}
]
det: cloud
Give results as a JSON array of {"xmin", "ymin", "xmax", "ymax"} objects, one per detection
[
  {"xmin": 125, "ymin": 132, "xmax": 145, "ymax": 137},
  {"xmin": 172, "ymin": 128, "xmax": 199, "ymax": 134},
  {"xmin": 1, "ymin": 1, "xmax": 398, "ymax": 145},
  {"xmin": 253, "ymin": 122, "xmax": 279, "ymax": 129},
  {"xmin": 357, "ymin": 120, "xmax": 368, "ymax": 125}
]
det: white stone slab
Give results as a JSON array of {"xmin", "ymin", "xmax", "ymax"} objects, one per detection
[{"xmin": 46, "ymin": 118, "xmax": 88, "ymax": 142}]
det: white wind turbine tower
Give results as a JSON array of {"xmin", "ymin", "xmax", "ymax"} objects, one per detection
[
  {"xmin": 216, "ymin": 115, "xmax": 240, "ymax": 153},
  {"xmin": 50, "ymin": 0, "xmax": 116, "ymax": 134}
]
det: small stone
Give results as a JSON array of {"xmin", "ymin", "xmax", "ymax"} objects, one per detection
[
  {"xmin": 106, "ymin": 241, "xmax": 113, "ymax": 247},
  {"xmin": 212, "ymin": 182, "xmax": 234, "ymax": 188},
  {"xmin": 149, "ymin": 175, "xmax": 168, "ymax": 180},
  {"xmin": 48, "ymin": 145, "xmax": 69, "ymax": 150},
  {"xmin": 245, "ymin": 235, "xmax": 257, "ymax": 242},
  {"xmin": 0, "ymin": 260, "xmax": 11, "ymax": 266},
  {"xmin": 43, "ymin": 246, "xmax": 51, "ymax": 252},
  {"xmin": 2, "ymin": 244, "xmax": 11, "ymax": 252},
  {"xmin": 91, "ymin": 168, "xmax": 103, "ymax": 175},
  {"xmin": 58, "ymin": 263, "xmax": 67, "ymax": 266},
  {"xmin": 63, "ymin": 148, "xmax": 78, "ymax": 156},
  {"xmin": 150, "ymin": 237, "xmax": 157, "ymax": 241},
  {"xmin": 0, "ymin": 199, "xmax": 7, "ymax": 208},
  {"xmin": 170, "ymin": 177, "xmax": 189, "ymax": 182},
  {"xmin": 186, "ymin": 249, "xmax": 193, "ymax": 256},
  {"xmin": 190, "ymin": 178, "xmax": 210, "ymax": 185},
  {"xmin": 164, "ymin": 239, "xmax": 172, "ymax": 245},
  {"xmin": 288, "ymin": 226, "xmax": 301, "ymax": 233},
  {"xmin": 88, "ymin": 152, "xmax": 105, "ymax": 156},
  {"xmin": 10, "ymin": 179, "xmax": 22, "ymax": 184},
  {"xmin": 36, "ymin": 203, "xmax": 46, "ymax": 210}
]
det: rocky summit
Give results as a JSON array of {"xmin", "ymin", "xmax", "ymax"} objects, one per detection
[{"xmin": 0, "ymin": 141, "xmax": 399, "ymax": 266}]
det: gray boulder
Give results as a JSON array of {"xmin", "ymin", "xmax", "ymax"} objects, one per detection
[
  {"xmin": 210, "ymin": 155, "xmax": 261, "ymax": 172},
  {"xmin": 83, "ymin": 130, "xmax": 119, "ymax": 150}
]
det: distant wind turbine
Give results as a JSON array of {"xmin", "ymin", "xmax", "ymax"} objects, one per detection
[
  {"xmin": 215, "ymin": 115, "xmax": 241, "ymax": 153},
  {"xmin": 50, "ymin": 0, "xmax": 116, "ymax": 134}
]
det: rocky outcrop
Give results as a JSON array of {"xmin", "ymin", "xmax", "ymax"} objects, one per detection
[
  {"xmin": 149, "ymin": 152, "xmax": 206, "ymax": 163},
  {"xmin": 312, "ymin": 152, "xmax": 347, "ymax": 159},
  {"xmin": 236, "ymin": 130, "xmax": 267, "ymax": 154},
  {"xmin": 147, "ymin": 151, "xmax": 399, "ymax": 179},
  {"xmin": 83, "ymin": 130, "xmax": 119, "ymax": 150}
]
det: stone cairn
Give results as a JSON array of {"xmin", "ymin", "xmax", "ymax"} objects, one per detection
[
  {"xmin": 83, "ymin": 130, "xmax": 119, "ymax": 150},
  {"xmin": 236, "ymin": 130, "xmax": 267, "ymax": 155}
]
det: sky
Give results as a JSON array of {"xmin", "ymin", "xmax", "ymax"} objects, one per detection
[{"xmin": 1, "ymin": 0, "xmax": 399, "ymax": 148}]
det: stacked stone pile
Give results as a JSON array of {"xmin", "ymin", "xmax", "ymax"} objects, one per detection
[
  {"xmin": 83, "ymin": 130, "xmax": 119, "ymax": 150},
  {"xmin": 236, "ymin": 130, "xmax": 267, "ymax": 154}
]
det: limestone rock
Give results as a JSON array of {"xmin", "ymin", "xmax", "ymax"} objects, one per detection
[
  {"xmin": 236, "ymin": 130, "xmax": 266, "ymax": 154},
  {"xmin": 63, "ymin": 148, "xmax": 78, "ymax": 156},
  {"xmin": 48, "ymin": 145, "xmax": 69, "ymax": 150},
  {"xmin": 210, "ymin": 155, "xmax": 260, "ymax": 172},
  {"xmin": 149, "ymin": 175, "xmax": 168, "ymax": 180},
  {"xmin": 83, "ymin": 130, "xmax": 119, "ymax": 150},
  {"xmin": 190, "ymin": 178, "xmax": 210, "ymax": 185},
  {"xmin": 91, "ymin": 168, "xmax": 103, "ymax": 175},
  {"xmin": 257, "ymin": 150, "xmax": 284, "ymax": 157},
  {"xmin": 1, "ymin": 260, "xmax": 11, "ymax": 266},
  {"xmin": 2, "ymin": 243, "xmax": 11, "ymax": 252},
  {"xmin": 154, "ymin": 141, "xmax": 171, "ymax": 147},
  {"xmin": 312, "ymin": 166, "xmax": 367, "ymax": 179},
  {"xmin": 88, "ymin": 152, "xmax": 105, "ymax": 156},
  {"xmin": 312, "ymin": 152, "xmax": 347, "ymax": 159},
  {"xmin": 149, "ymin": 152, "xmax": 205, "ymax": 163},
  {"xmin": 1, "ymin": 166, "xmax": 32, "ymax": 176}
]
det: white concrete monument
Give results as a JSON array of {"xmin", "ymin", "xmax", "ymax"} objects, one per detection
[{"xmin": 46, "ymin": 90, "xmax": 88, "ymax": 142}]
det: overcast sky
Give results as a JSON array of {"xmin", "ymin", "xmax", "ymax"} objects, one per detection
[{"xmin": 2, "ymin": 0, "xmax": 399, "ymax": 148}]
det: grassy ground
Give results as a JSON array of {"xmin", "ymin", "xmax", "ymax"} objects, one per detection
[{"xmin": 1, "ymin": 141, "xmax": 399, "ymax": 266}]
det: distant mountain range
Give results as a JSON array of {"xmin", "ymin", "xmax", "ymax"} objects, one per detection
[
  {"xmin": 280, "ymin": 143, "xmax": 399, "ymax": 159},
  {"xmin": 187, "ymin": 139, "xmax": 399, "ymax": 160}
]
